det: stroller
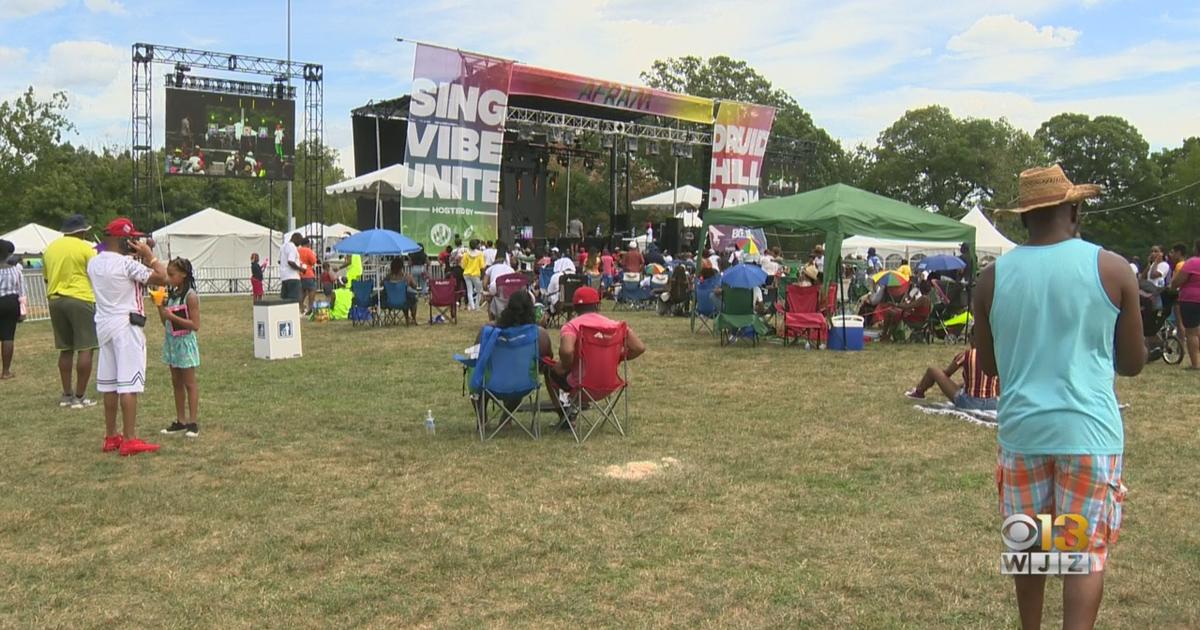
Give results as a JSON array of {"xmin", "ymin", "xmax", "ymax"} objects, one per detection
[{"xmin": 916, "ymin": 278, "xmax": 971, "ymax": 343}]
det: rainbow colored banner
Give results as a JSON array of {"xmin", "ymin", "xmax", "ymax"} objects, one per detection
[
  {"xmin": 510, "ymin": 65, "xmax": 715, "ymax": 124},
  {"xmin": 708, "ymin": 101, "xmax": 776, "ymax": 208}
]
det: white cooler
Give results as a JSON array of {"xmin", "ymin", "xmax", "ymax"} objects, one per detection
[{"xmin": 253, "ymin": 301, "xmax": 303, "ymax": 360}]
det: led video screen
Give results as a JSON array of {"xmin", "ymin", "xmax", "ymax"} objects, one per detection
[{"xmin": 164, "ymin": 87, "xmax": 295, "ymax": 180}]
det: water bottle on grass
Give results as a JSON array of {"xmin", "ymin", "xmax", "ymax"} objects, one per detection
[{"xmin": 425, "ymin": 409, "xmax": 436, "ymax": 435}]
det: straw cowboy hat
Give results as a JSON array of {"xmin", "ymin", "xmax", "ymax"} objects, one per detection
[{"xmin": 1000, "ymin": 164, "xmax": 1103, "ymax": 214}]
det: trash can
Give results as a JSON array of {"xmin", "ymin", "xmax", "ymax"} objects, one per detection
[
  {"xmin": 253, "ymin": 300, "xmax": 303, "ymax": 360},
  {"xmin": 828, "ymin": 315, "xmax": 864, "ymax": 351}
]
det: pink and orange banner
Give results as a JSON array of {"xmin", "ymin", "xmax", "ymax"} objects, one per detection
[
  {"xmin": 510, "ymin": 65, "xmax": 715, "ymax": 124},
  {"xmin": 708, "ymin": 101, "xmax": 776, "ymax": 208}
]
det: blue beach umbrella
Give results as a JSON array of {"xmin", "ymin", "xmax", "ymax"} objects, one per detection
[
  {"xmin": 333, "ymin": 229, "xmax": 421, "ymax": 256},
  {"xmin": 916, "ymin": 254, "xmax": 967, "ymax": 273},
  {"xmin": 720, "ymin": 263, "xmax": 768, "ymax": 289}
]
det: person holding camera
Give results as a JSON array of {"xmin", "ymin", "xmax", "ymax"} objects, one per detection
[{"xmin": 87, "ymin": 218, "xmax": 168, "ymax": 456}]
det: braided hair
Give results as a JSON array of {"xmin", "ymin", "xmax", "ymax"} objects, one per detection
[{"xmin": 168, "ymin": 257, "xmax": 196, "ymax": 298}]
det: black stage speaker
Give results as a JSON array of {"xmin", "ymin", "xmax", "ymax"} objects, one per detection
[
  {"xmin": 611, "ymin": 214, "xmax": 630, "ymax": 237},
  {"xmin": 662, "ymin": 217, "xmax": 682, "ymax": 253}
]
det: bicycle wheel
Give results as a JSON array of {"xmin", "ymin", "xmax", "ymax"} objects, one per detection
[{"xmin": 1161, "ymin": 335, "xmax": 1184, "ymax": 365}]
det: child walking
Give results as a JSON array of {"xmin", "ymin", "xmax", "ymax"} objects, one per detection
[{"xmin": 157, "ymin": 258, "xmax": 202, "ymax": 437}]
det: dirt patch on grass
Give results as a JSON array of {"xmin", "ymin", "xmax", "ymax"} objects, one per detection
[{"xmin": 604, "ymin": 457, "xmax": 680, "ymax": 481}]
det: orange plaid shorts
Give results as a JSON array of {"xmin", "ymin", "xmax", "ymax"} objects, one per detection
[{"xmin": 996, "ymin": 449, "xmax": 1127, "ymax": 572}]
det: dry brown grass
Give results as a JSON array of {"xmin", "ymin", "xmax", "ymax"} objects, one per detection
[{"xmin": 0, "ymin": 296, "xmax": 1197, "ymax": 628}]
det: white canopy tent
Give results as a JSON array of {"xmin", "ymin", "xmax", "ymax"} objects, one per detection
[
  {"xmin": 841, "ymin": 207, "xmax": 1016, "ymax": 261},
  {"xmin": 1, "ymin": 223, "xmax": 63, "ymax": 255},
  {"xmin": 325, "ymin": 163, "xmax": 435, "ymax": 229},
  {"xmin": 631, "ymin": 185, "xmax": 704, "ymax": 211},
  {"xmin": 153, "ymin": 208, "xmax": 280, "ymax": 269}
]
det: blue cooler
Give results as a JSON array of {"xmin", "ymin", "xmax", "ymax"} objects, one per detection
[{"xmin": 828, "ymin": 315, "xmax": 864, "ymax": 351}]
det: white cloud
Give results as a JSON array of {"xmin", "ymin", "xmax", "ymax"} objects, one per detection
[
  {"xmin": 0, "ymin": 0, "xmax": 67, "ymax": 20},
  {"xmin": 947, "ymin": 14, "xmax": 1079, "ymax": 57},
  {"xmin": 40, "ymin": 40, "xmax": 123, "ymax": 90},
  {"xmin": 83, "ymin": 0, "xmax": 125, "ymax": 15},
  {"xmin": 0, "ymin": 46, "xmax": 27, "ymax": 67}
]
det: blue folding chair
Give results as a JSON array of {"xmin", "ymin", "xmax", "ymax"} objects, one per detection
[
  {"xmin": 381, "ymin": 281, "xmax": 413, "ymax": 326},
  {"xmin": 691, "ymin": 275, "xmax": 721, "ymax": 334},
  {"xmin": 538, "ymin": 266, "xmax": 554, "ymax": 294},
  {"xmin": 616, "ymin": 273, "xmax": 651, "ymax": 310},
  {"xmin": 349, "ymin": 279, "xmax": 375, "ymax": 326},
  {"xmin": 470, "ymin": 324, "xmax": 543, "ymax": 440}
]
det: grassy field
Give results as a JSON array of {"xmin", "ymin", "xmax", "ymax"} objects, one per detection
[{"xmin": 1, "ymin": 296, "xmax": 1197, "ymax": 628}]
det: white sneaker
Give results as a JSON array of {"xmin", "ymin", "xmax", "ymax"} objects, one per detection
[
  {"xmin": 58, "ymin": 394, "xmax": 74, "ymax": 408},
  {"xmin": 71, "ymin": 396, "xmax": 97, "ymax": 409}
]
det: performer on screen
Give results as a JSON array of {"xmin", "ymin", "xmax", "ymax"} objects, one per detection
[{"xmin": 274, "ymin": 123, "xmax": 285, "ymax": 161}]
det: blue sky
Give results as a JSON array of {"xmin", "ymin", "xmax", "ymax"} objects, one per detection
[{"xmin": 2, "ymin": 0, "xmax": 1197, "ymax": 174}]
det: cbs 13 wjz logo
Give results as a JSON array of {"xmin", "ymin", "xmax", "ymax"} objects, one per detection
[{"xmin": 1000, "ymin": 514, "xmax": 1092, "ymax": 575}]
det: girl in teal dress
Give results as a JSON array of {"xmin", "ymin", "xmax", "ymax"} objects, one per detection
[{"xmin": 157, "ymin": 258, "xmax": 202, "ymax": 437}]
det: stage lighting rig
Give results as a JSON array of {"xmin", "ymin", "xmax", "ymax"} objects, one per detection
[
  {"xmin": 647, "ymin": 142, "xmax": 660, "ymax": 156},
  {"xmin": 625, "ymin": 137, "xmax": 638, "ymax": 153},
  {"xmin": 600, "ymin": 134, "xmax": 614, "ymax": 149},
  {"xmin": 173, "ymin": 63, "xmax": 189, "ymax": 88}
]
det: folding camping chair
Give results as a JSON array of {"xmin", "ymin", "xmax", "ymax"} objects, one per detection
[
  {"xmin": 691, "ymin": 275, "xmax": 721, "ymax": 334},
  {"xmin": 715, "ymin": 286, "xmax": 768, "ymax": 346},
  {"xmin": 470, "ymin": 324, "xmax": 543, "ymax": 440},
  {"xmin": 780, "ymin": 284, "xmax": 828, "ymax": 346},
  {"xmin": 490, "ymin": 272, "xmax": 530, "ymax": 319},
  {"xmin": 561, "ymin": 321, "xmax": 630, "ymax": 444},
  {"xmin": 427, "ymin": 277, "xmax": 458, "ymax": 324},
  {"xmin": 616, "ymin": 273, "xmax": 651, "ymax": 311},
  {"xmin": 538, "ymin": 266, "xmax": 554, "ymax": 295},
  {"xmin": 381, "ymin": 281, "xmax": 414, "ymax": 326},
  {"xmin": 349, "ymin": 279, "xmax": 375, "ymax": 327},
  {"xmin": 546, "ymin": 273, "xmax": 586, "ymax": 327}
]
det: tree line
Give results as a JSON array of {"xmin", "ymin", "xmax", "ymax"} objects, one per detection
[{"xmin": 3, "ymin": 56, "xmax": 1197, "ymax": 257}]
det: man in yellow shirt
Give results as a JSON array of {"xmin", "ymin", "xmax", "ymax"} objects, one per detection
[
  {"xmin": 897, "ymin": 258, "xmax": 913, "ymax": 281},
  {"xmin": 43, "ymin": 214, "xmax": 99, "ymax": 409}
]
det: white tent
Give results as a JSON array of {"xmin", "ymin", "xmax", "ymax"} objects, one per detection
[
  {"xmin": 325, "ymin": 222, "xmax": 359, "ymax": 237},
  {"xmin": 153, "ymin": 208, "xmax": 280, "ymax": 269},
  {"xmin": 841, "ymin": 208, "xmax": 1016, "ymax": 261},
  {"xmin": 631, "ymin": 185, "xmax": 704, "ymax": 211},
  {"xmin": 1, "ymin": 223, "xmax": 63, "ymax": 255}
]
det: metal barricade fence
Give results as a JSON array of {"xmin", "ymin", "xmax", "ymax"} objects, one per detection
[{"xmin": 21, "ymin": 270, "xmax": 51, "ymax": 322}]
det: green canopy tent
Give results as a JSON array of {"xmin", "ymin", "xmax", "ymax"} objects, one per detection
[{"xmin": 699, "ymin": 184, "xmax": 977, "ymax": 344}]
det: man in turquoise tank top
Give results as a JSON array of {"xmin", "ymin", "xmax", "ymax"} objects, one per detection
[{"xmin": 974, "ymin": 165, "xmax": 1145, "ymax": 630}]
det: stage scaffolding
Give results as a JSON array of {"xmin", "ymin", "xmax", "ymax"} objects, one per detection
[{"xmin": 130, "ymin": 43, "xmax": 324, "ymax": 235}]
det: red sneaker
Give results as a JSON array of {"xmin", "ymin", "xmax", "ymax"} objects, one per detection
[
  {"xmin": 119, "ymin": 438, "xmax": 161, "ymax": 456},
  {"xmin": 102, "ymin": 435, "xmax": 123, "ymax": 453}
]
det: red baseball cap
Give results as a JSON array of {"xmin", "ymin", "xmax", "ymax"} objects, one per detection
[
  {"xmin": 105, "ymin": 217, "xmax": 144, "ymax": 237},
  {"xmin": 572, "ymin": 286, "xmax": 600, "ymax": 306}
]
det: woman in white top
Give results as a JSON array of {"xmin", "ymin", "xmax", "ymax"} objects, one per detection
[{"xmin": 0, "ymin": 239, "xmax": 26, "ymax": 379}]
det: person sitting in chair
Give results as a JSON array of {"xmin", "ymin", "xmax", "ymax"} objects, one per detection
[
  {"xmin": 385, "ymin": 257, "xmax": 418, "ymax": 324},
  {"xmin": 545, "ymin": 287, "xmax": 646, "ymax": 427},
  {"xmin": 472, "ymin": 290, "xmax": 551, "ymax": 414},
  {"xmin": 905, "ymin": 336, "xmax": 999, "ymax": 411},
  {"xmin": 879, "ymin": 280, "xmax": 930, "ymax": 341}
]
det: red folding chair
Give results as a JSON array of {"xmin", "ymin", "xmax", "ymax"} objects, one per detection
[
  {"xmin": 781, "ymin": 284, "xmax": 828, "ymax": 346},
  {"xmin": 428, "ymin": 277, "xmax": 458, "ymax": 324},
  {"xmin": 490, "ymin": 273, "xmax": 530, "ymax": 318},
  {"xmin": 565, "ymin": 321, "xmax": 630, "ymax": 443}
]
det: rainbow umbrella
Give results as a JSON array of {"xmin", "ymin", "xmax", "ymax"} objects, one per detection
[
  {"xmin": 646, "ymin": 263, "xmax": 668, "ymax": 276},
  {"xmin": 873, "ymin": 270, "xmax": 909, "ymax": 287},
  {"xmin": 739, "ymin": 238, "xmax": 760, "ymax": 256}
]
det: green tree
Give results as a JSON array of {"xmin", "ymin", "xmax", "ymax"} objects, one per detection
[
  {"xmin": 863, "ymin": 106, "xmax": 1043, "ymax": 217},
  {"xmin": 1154, "ymin": 137, "xmax": 1200, "ymax": 245},
  {"xmin": 640, "ymin": 55, "xmax": 846, "ymax": 196},
  {"xmin": 0, "ymin": 88, "xmax": 76, "ymax": 230},
  {"xmin": 1035, "ymin": 113, "xmax": 1161, "ymax": 255}
]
